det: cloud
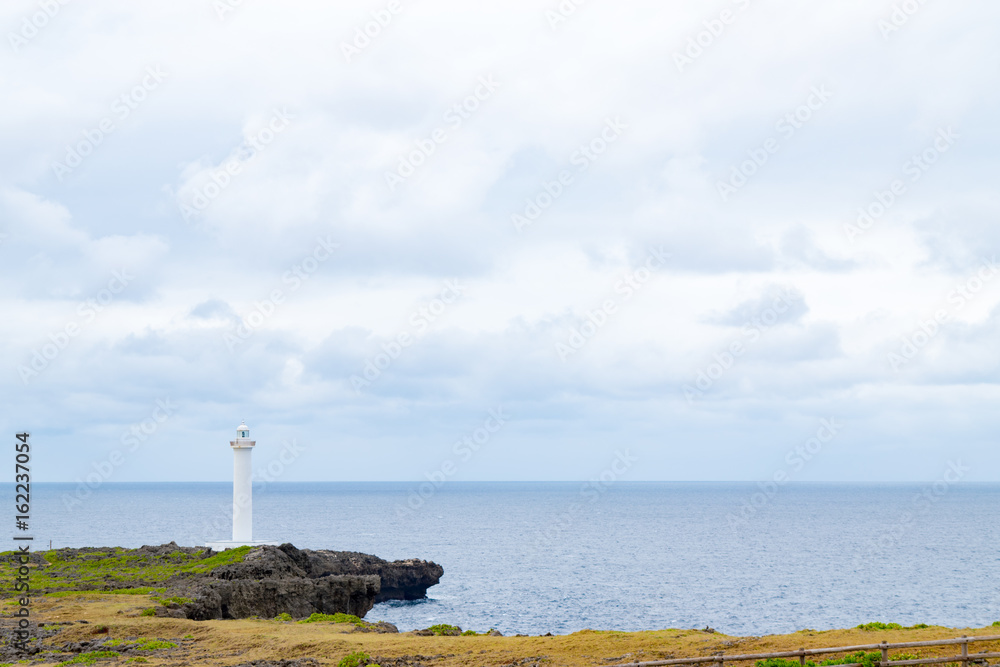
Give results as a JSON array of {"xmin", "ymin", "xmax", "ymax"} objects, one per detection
[
  {"xmin": 1, "ymin": 0, "xmax": 999, "ymax": 481},
  {"xmin": 704, "ymin": 287, "xmax": 809, "ymax": 327}
]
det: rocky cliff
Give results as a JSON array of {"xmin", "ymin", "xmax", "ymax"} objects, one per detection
[
  {"xmin": 184, "ymin": 543, "xmax": 444, "ymax": 619},
  {"xmin": 8, "ymin": 542, "xmax": 442, "ymax": 621}
]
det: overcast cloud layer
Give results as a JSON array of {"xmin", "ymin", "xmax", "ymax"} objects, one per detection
[{"xmin": 2, "ymin": 0, "xmax": 999, "ymax": 483}]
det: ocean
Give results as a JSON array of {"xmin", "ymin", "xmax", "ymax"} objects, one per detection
[{"xmin": 11, "ymin": 482, "xmax": 1000, "ymax": 636}]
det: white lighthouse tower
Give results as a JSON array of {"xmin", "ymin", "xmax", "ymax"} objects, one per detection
[
  {"xmin": 231, "ymin": 421, "xmax": 254, "ymax": 542},
  {"xmin": 206, "ymin": 421, "xmax": 278, "ymax": 551}
]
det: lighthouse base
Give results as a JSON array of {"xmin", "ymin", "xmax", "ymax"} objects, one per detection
[{"xmin": 206, "ymin": 540, "xmax": 281, "ymax": 551}]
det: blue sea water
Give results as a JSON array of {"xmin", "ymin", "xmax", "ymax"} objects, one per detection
[{"xmin": 8, "ymin": 482, "xmax": 1000, "ymax": 636}]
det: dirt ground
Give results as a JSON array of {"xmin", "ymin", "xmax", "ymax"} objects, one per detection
[{"xmin": 6, "ymin": 593, "xmax": 1000, "ymax": 667}]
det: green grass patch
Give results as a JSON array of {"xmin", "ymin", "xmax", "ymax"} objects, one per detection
[
  {"xmin": 138, "ymin": 608, "xmax": 155, "ymax": 617},
  {"xmin": 47, "ymin": 587, "xmax": 167, "ymax": 598},
  {"xmin": 337, "ymin": 652, "xmax": 374, "ymax": 667},
  {"xmin": 298, "ymin": 612, "xmax": 365, "ymax": 625},
  {"xmin": 822, "ymin": 651, "xmax": 883, "ymax": 667},
  {"xmin": 57, "ymin": 651, "xmax": 119, "ymax": 666},
  {"xmin": 0, "ymin": 546, "xmax": 252, "ymax": 595},
  {"xmin": 274, "ymin": 613, "xmax": 293, "ymax": 621},
  {"xmin": 856, "ymin": 622, "xmax": 903, "ymax": 632},
  {"xmin": 104, "ymin": 638, "xmax": 176, "ymax": 651},
  {"xmin": 756, "ymin": 659, "xmax": 805, "ymax": 667},
  {"xmin": 757, "ymin": 650, "xmax": 884, "ymax": 667},
  {"xmin": 426, "ymin": 624, "xmax": 462, "ymax": 636}
]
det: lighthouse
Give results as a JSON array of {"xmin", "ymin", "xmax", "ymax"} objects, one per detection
[
  {"xmin": 231, "ymin": 421, "xmax": 254, "ymax": 541},
  {"xmin": 206, "ymin": 421, "xmax": 279, "ymax": 551}
]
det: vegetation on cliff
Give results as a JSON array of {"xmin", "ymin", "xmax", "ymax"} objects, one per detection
[{"xmin": 0, "ymin": 545, "xmax": 251, "ymax": 595}]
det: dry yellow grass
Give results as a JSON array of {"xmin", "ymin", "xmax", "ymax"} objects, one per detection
[{"xmin": 16, "ymin": 593, "xmax": 1000, "ymax": 667}]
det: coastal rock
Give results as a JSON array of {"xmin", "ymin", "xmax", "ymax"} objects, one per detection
[
  {"xmin": 273, "ymin": 544, "xmax": 445, "ymax": 602},
  {"xmin": 179, "ymin": 543, "xmax": 443, "ymax": 620},
  {"xmin": 184, "ymin": 573, "xmax": 380, "ymax": 620},
  {"xmin": 12, "ymin": 543, "xmax": 442, "ymax": 623},
  {"xmin": 207, "ymin": 543, "xmax": 443, "ymax": 605}
]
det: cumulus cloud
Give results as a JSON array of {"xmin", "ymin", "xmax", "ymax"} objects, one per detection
[{"xmin": 1, "ymin": 0, "xmax": 999, "ymax": 482}]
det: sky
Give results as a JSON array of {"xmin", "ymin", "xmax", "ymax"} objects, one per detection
[{"xmin": 1, "ymin": 0, "xmax": 998, "ymax": 483}]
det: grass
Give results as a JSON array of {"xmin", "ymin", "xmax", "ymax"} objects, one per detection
[
  {"xmin": 298, "ymin": 612, "xmax": 367, "ymax": 625},
  {"xmin": 56, "ymin": 651, "xmax": 119, "ymax": 665},
  {"xmin": 338, "ymin": 652, "xmax": 376, "ymax": 667},
  {"xmin": 104, "ymin": 638, "xmax": 177, "ymax": 651},
  {"xmin": 47, "ymin": 587, "xmax": 166, "ymax": 598},
  {"xmin": 857, "ymin": 622, "xmax": 903, "ymax": 631},
  {"xmin": 22, "ymin": 591, "xmax": 1000, "ymax": 667},
  {"xmin": 134, "ymin": 639, "xmax": 177, "ymax": 650},
  {"xmin": 857, "ymin": 623, "xmax": 932, "ymax": 632},
  {"xmin": 0, "ymin": 546, "xmax": 252, "ymax": 595},
  {"xmin": 151, "ymin": 596, "xmax": 192, "ymax": 606},
  {"xmin": 758, "ymin": 651, "xmax": 885, "ymax": 667},
  {"xmin": 426, "ymin": 624, "xmax": 462, "ymax": 636}
]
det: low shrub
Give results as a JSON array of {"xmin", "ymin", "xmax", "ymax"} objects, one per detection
[
  {"xmin": 57, "ymin": 651, "xmax": 119, "ymax": 665},
  {"xmin": 821, "ymin": 651, "xmax": 883, "ymax": 667},
  {"xmin": 857, "ymin": 622, "xmax": 903, "ymax": 632},
  {"xmin": 299, "ymin": 612, "xmax": 365, "ymax": 625},
  {"xmin": 757, "ymin": 659, "xmax": 809, "ymax": 667},
  {"xmin": 338, "ymin": 652, "xmax": 376, "ymax": 667}
]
